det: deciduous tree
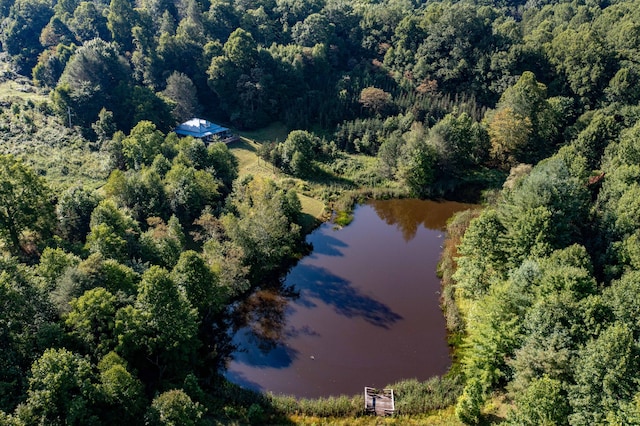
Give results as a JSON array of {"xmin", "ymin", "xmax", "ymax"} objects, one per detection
[
  {"xmin": 0, "ymin": 155, "xmax": 55, "ymax": 255},
  {"xmin": 115, "ymin": 266, "xmax": 199, "ymax": 387}
]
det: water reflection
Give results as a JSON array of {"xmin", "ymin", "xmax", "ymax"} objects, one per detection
[
  {"xmin": 370, "ymin": 199, "xmax": 475, "ymax": 241},
  {"xmin": 231, "ymin": 283, "xmax": 298, "ymax": 352},
  {"xmin": 230, "ymin": 261, "xmax": 403, "ymax": 371},
  {"xmin": 226, "ymin": 199, "xmax": 476, "ymax": 398},
  {"xmin": 289, "ymin": 264, "xmax": 402, "ymax": 329}
]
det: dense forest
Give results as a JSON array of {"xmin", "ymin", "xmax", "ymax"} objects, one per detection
[{"xmin": 2, "ymin": 0, "xmax": 640, "ymax": 423}]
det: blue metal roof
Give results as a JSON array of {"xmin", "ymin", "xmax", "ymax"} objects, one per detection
[{"xmin": 175, "ymin": 118, "xmax": 229, "ymax": 138}]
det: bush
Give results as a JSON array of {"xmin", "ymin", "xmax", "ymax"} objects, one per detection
[
  {"xmin": 455, "ymin": 378, "xmax": 484, "ymax": 425},
  {"xmin": 392, "ymin": 376, "xmax": 464, "ymax": 415}
]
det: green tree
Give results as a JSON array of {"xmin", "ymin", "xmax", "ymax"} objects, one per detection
[
  {"xmin": 91, "ymin": 108, "xmax": 117, "ymax": 144},
  {"xmin": 96, "ymin": 352, "xmax": 145, "ymax": 424},
  {"xmin": 36, "ymin": 247, "xmax": 81, "ymax": 287},
  {"xmin": 56, "ymin": 185, "xmax": 99, "ymax": 244},
  {"xmin": 455, "ymin": 377, "xmax": 484, "ymax": 425},
  {"xmin": 145, "ymin": 389, "xmax": 204, "ymax": 426},
  {"xmin": 604, "ymin": 271, "xmax": 640, "ymax": 337},
  {"xmin": 85, "ymin": 200, "xmax": 140, "ymax": 262},
  {"xmin": 19, "ymin": 348, "xmax": 98, "ymax": 425},
  {"xmin": 454, "ymin": 209, "xmax": 508, "ymax": 298},
  {"xmin": 115, "ymin": 266, "xmax": 199, "ymax": 387},
  {"xmin": 0, "ymin": 258, "xmax": 57, "ymax": 412},
  {"xmin": 125, "ymin": 85, "xmax": 174, "ymax": 133},
  {"xmin": 68, "ymin": 1, "xmax": 109, "ymax": 42},
  {"xmin": 377, "ymin": 132, "xmax": 405, "ymax": 179},
  {"xmin": 104, "ymin": 168, "xmax": 168, "ymax": 222},
  {"xmin": 428, "ymin": 111, "xmax": 489, "ymax": 174},
  {"xmin": 106, "ymin": 0, "xmax": 136, "ymax": 51},
  {"xmin": 121, "ymin": 120, "xmax": 165, "ymax": 170},
  {"xmin": 56, "ymin": 254, "xmax": 138, "ymax": 297},
  {"xmin": 573, "ymin": 111, "xmax": 621, "ymax": 170},
  {"xmin": 0, "ymin": 0, "xmax": 54, "ymax": 73},
  {"xmin": 162, "ymin": 72, "xmax": 201, "ymax": 123},
  {"xmin": 223, "ymin": 28, "xmax": 258, "ymax": 68},
  {"xmin": 164, "ymin": 163, "xmax": 220, "ymax": 225},
  {"xmin": 65, "ymin": 287, "xmax": 118, "ymax": 359},
  {"xmin": 398, "ymin": 136, "xmax": 438, "ymax": 199},
  {"xmin": 32, "ymin": 43, "xmax": 75, "ymax": 88},
  {"xmin": 223, "ymin": 176, "xmax": 302, "ymax": 280},
  {"xmin": 569, "ymin": 323, "xmax": 640, "ymax": 425},
  {"xmin": 279, "ymin": 130, "xmax": 319, "ymax": 177},
  {"xmin": 291, "ymin": 13, "xmax": 331, "ymax": 47},
  {"xmin": 503, "ymin": 156, "xmax": 590, "ymax": 250},
  {"xmin": 175, "ymin": 136, "xmax": 210, "ymax": 170},
  {"xmin": 53, "ymin": 38, "xmax": 132, "ymax": 129},
  {"xmin": 207, "ymin": 28, "xmax": 278, "ymax": 129},
  {"xmin": 0, "ymin": 155, "xmax": 55, "ymax": 255},
  {"xmin": 549, "ymin": 27, "xmax": 616, "ymax": 103},
  {"xmin": 507, "ymin": 376, "xmax": 570, "ymax": 426},
  {"xmin": 606, "ymin": 66, "xmax": 640, "ymax": 106},
  {"xmin": 172, "ymin": 250, "xmax": 225, "ymax": 317},
  {"xmin": 207, "ymin": 141, "xmax": 238, "ymax": 192},
  {"xmin": 410, "ymin": 2, "xmax": 498, "ymax": 101},
  {"xmin": 488, "ymin": 72, "xmax": 562, "ymax": 167}
]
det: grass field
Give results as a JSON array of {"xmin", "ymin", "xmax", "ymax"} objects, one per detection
[
  {"xmin": 228, "ymin": 131, "xmax": 329, "ymax": 225},
  {"xmin": 0, "ymin": 80, "xmax": 48, "ymax": 103},
  {"xmin": 290, "ymin": 406, "xmax": 463, "ymax": 425},
  {"xmin": 228, "ymin": 137, "xmax": 280, "ymax": 180},
  {"xmin": 236, "ymin": 121, "xmax": 289, "ymax": 143}
]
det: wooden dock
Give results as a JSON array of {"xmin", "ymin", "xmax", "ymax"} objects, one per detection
[{"xmin": 364, "ymin": 387, "xmax": 395, "ymax": 416}]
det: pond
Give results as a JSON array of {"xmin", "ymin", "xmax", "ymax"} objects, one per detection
[{"xmin": 225, "ymin": 199, "xmax": 476, "ymax": 398}]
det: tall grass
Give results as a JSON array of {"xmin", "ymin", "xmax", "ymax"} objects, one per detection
[
  {"xmin": 265, "ymin": 375, "xmax": 464, "ymax": 420},
  {"xmin": 391, "ymin": 375, "xmax": 465, "ymax": 415},
  {"xmin": 0, "ymin": 98, "xmax": 109, "ymax": 190},
  {"xmin": 269, "ymin": 394, "xmax": 362, "ymax": 418},
  {"xmin": 438, "ymin": 209, "xmax": 481, "ymax": 336}
]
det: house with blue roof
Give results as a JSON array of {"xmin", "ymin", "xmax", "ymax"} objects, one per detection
[{"xmin": 174, "ymin": 118, "xmax": 238, "ymax": 144}]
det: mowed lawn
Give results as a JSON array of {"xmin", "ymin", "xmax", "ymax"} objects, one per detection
[
  {"xmin": 227, "ymin": 128, "xmax": 327, "ymax": 226},
  {"xmin": 228, "ymin": 137, "xmax": 280, "ymax": 180}
]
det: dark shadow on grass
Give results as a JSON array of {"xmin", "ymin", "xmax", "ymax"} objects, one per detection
[
  {"xmin": 305, "ymin": 166, "xmax": 357, "ymax": 188},
  {"xmin": 299, "ymin": 212, "xmax": 320, "ymax": 234},
  {"xmin": 289, "ymin": 264, "xmax": 403, "ymax": 329},
  {"xmin": 227, "ymin": 137, "xmax": 258, "ymax": 152}
]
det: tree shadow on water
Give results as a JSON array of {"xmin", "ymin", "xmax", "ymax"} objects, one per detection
[
  {"xmin": 224, "ymin": 369, "xmax": 266, "ymax": 393},
  {"xmin": 307, "ymin": 232, "xmax": 348, "ymax": 258},
  {"xmin": 232, "ymin": 328, "xmax": 300, "ymax": 369},
  {"xmin": 290, "ymin": 264, "xmax": 403, "ymax": 329}
]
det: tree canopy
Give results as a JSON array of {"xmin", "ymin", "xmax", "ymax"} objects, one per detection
[{"xmin": 3, "ymin": 0, "xmax": 640, "ymax": 422}]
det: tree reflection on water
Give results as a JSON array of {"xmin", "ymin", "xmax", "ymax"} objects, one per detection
[
  {"xmin": 370, "ymin": 199, "xmax": 476, "ymax": 241},
  {"xmin": 230, "ymin": 280, "xmax": 299, "ymax": 353}
]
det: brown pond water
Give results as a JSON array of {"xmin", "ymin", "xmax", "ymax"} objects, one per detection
[{"xmin": 225, "ymin": 199, "xmax": 476, "ymax": 398}]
